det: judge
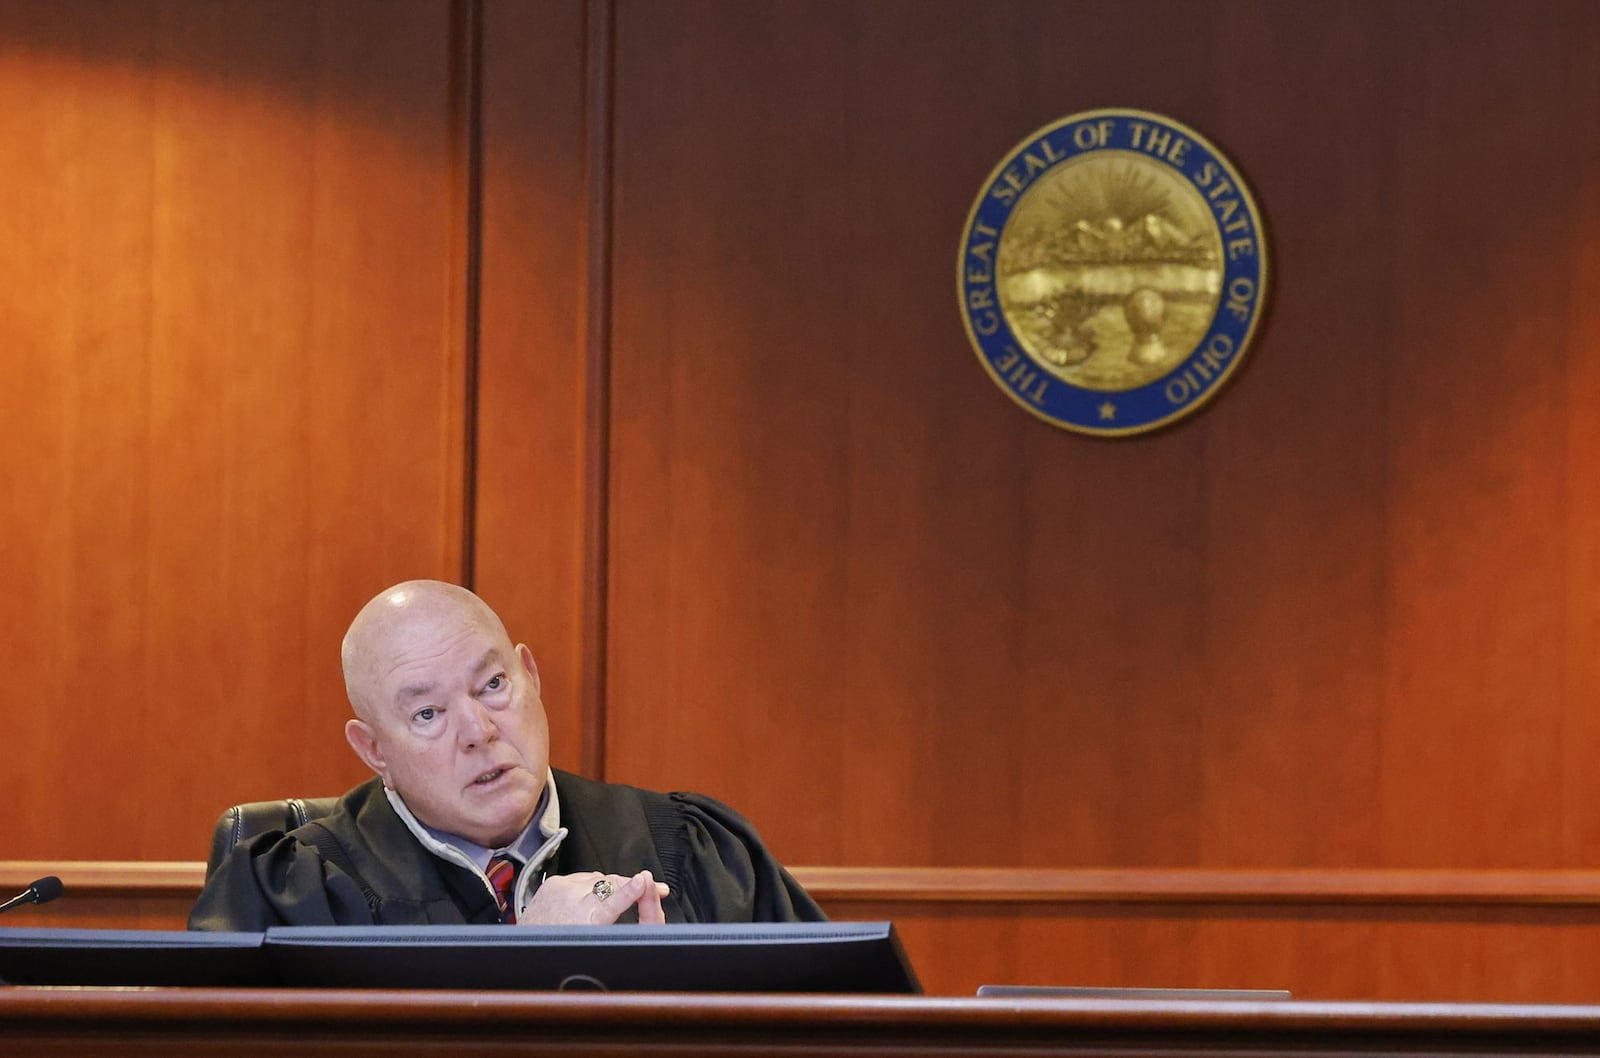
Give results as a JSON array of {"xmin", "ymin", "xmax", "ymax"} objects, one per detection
[{"xmin": 191, "ymin": 580, "xmax": 822, "ymax": 929}]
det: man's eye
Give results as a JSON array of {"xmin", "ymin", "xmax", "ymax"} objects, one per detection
[
  {"xmin": 485, "ymin": 674, "xmax": 505, "ymax": 691},
  {"xmin": 414, "ymin": 707, "xmax": 437, "ymax": 723}
]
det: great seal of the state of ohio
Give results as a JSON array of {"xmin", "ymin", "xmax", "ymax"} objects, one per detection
[{"xmin": 957, "ymin": 109, "xmax": 1268, "ymax": 437}]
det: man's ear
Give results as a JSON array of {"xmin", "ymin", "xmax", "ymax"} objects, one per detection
[
  {"xmin": 516, "ymin": 643, "xmax": 541, "ymax": 695},
  {"xmin": 345, "ymin": 718, "xmax": 389, "ymax": 782}
]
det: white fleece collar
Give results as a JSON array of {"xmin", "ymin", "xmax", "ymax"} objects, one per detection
[{"xmin": 385, "ymin": 768, "xmax": 567, "ymax": 918}]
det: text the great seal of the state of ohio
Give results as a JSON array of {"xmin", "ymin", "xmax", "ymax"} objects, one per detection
[{"xmin": 958, "ymin": 109, "xmax": 1269, "ymax": 437}]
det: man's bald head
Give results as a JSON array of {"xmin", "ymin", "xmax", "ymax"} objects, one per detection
[
  {"xmin": 342, "ymin": 580, "xmax": 513, "ymax": 722},
  {"xmin": 340, "ymin": 579, "xmax": 551, "ymax": 847}
]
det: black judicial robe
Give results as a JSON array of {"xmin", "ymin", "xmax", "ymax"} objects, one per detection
[{"xmin": 188, "ymin": 770, "xmax": 824, "ymax": 930}]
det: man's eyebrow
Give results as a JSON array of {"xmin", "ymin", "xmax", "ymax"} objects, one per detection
[
  {"xmin": 469, "ymin": 649, "xmax": 501, "ymax": 676},
  {"xmin": 395, "ymin": 681, "xmax": 438, "ymax": 702},
  {"xmin": 390, "ymin": 651, "xmax": 500, "ymax": 704}
]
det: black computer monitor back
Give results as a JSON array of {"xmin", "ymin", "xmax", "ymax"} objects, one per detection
[
  {"xmin": 0, "ymin": 928, "xmax": 267, "ymax": 986},
  {"xmin": 265, "ymin": 921, "xmax": 921, "ymax": 993}
]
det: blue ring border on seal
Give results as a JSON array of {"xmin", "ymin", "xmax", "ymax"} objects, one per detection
[{"xmin": 957, "ymin": 108, "xmax": 1270, "ymax": 437}]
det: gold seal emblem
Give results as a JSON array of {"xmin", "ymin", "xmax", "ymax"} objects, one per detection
[{"xmin": 958, "ymin": 109, "xmax": 1268, "ymax": 436}]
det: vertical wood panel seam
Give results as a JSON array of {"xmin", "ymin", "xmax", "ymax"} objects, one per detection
[
  {"xmin": 1374, "ymin": 3, "xmax": 1399, "ymax": 866},
  {"xmin": 579, "ymin": 0, "xmax": 616, "ymax": 779},
  {"xmin": 450, "ymin": 0, "xmax": 485, "ymax": 588}
]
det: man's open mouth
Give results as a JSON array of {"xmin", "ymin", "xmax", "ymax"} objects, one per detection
[{"xmin": 472, "ymin": 767, "xmax": 510, "ymax": 786}]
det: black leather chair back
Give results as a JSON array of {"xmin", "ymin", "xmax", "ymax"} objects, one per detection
[{"xmin": 206, "ymin": 797, "xmax": 340, "ymax": 878}]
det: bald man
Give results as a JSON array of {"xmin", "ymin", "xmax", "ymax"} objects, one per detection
[{"xmin": 189, "ymin": 580, "xmax": 822, "ymax": 929}]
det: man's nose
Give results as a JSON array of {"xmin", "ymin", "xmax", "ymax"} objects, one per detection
[{"xmin": 456, "ymin": 697, "xmax": 499, "ymax": 746}]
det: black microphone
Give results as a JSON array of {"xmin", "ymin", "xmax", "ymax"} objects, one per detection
[{"xmin": 0, "ymin": 876, "xmax": 63, "ymax": 915}]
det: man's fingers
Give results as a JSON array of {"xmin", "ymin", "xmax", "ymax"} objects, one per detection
[
  {"xmin": 635, "ymin": 870, "xmax": 666, "ymax": 925},
  {"xmin": 586, "ymin": 872, "xmax": 645, "ymax": 924},
  {"xmin": 523, "ymin": 872, "xmax": 616, "ymax": 925},
  {"xmin": 581, "ymin": 872, "xmax": 636, "ymax": 925},
  {"xmin": 521, "ymin": 870, "xmax": 670, "ymax": 926}
]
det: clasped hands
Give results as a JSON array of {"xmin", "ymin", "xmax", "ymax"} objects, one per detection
[{"xmin": 520, "ymin": 869, "xmax": 668, "ymax": 925}]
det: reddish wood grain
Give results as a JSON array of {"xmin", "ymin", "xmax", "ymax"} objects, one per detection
[
  {"xmin": 598, "ymin": 0, "xmax": 1600, "ymax": 879},
  {"xmin": 17, "ymin": 988, "xmax": 1600, "ymax": 1058},
  {"xmin": 1374, "ymin": 5, "xmax": 1583, "ymax": 870},
  {"xmin": 0, "ymin": 2, "xmax": 466, "ymax": 860},
  {"xmin": 471, "ymin": 0, "xmax": 592, "ymax": 772}
]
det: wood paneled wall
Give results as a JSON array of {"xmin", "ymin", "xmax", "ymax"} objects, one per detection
[
  {"xmin": 0, "ymin": 1, "xmax": 469, "ymax": 862},
  {"xmin": 596, "ymin": 0, "xmax": 1600, "ymax": 875},
  {"xmin": 4, "ymin": 0, "xmax": 1600, "ymax": 1000}
]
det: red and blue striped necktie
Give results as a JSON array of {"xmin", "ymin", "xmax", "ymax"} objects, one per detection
[{"xmin": 486, "ymin": 854, "xmax": 519, "ymax": 924}]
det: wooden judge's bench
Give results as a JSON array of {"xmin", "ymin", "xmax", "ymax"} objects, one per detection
[
  {"xmin": 12, "ymin": 862, "xmax": 1600, "ymax": 1057},
  {"xmin": 9, "ymin": 990, "xmax": 1600, "ymax": 1058}
]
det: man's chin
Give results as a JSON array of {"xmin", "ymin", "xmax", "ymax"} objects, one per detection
[{"xmin": 464, "ymin": 784, "xmax": 540, "ymax": 845}]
